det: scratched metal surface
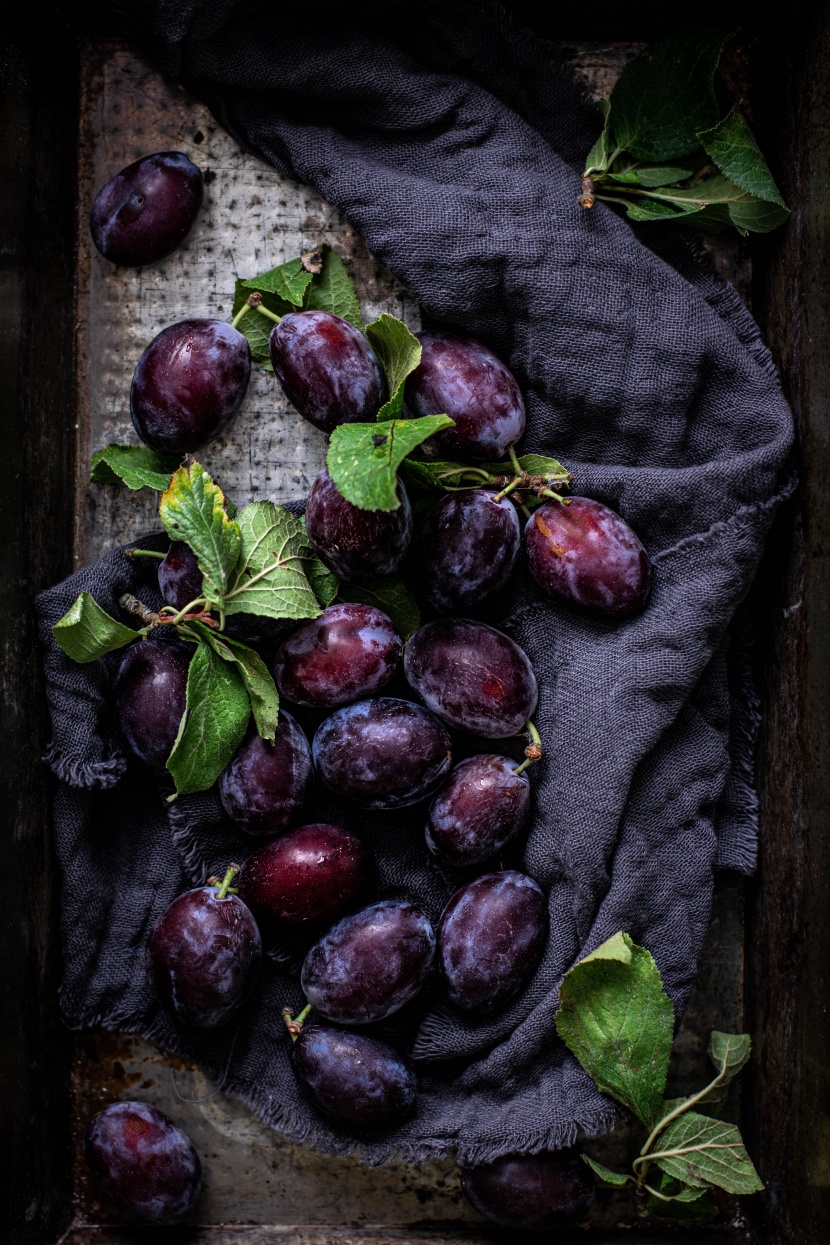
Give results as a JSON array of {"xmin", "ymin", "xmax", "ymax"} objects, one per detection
[{"xmin": 70, "ymin": 41, "xmax": 748, "ymax": 1234}]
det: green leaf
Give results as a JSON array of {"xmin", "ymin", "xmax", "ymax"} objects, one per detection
[
  {"xmin": 327, "ymin": 415, "xmax": 455, "ymax": 511},
  {"xmin": 52, "ymin": 592, "xmax": 139, "ymax": 663},
  {"xmin": 232, "ymin": 261, "xmax": 309, "ymax": 371},
  {"xmin": 244, "ymin": 256, "xmax": 313, "ymax": 306},
  {"xmin": 606, "ymin": 155, "xmax": 706, "ymax": 188},
  {"xmin": 618, "ymin": 197, "xmax": 706, "ymax": 223},
  {"xmin": 708, "ymin": 1030, "xmax": 751, "ymax": 1082},
  {"xmin": 699, "ymin": 105, "xmax": 788, "ymax": 206},
  {"xmin": 188, "ymin": 623, "xmax": 279, "ymax": 742},
  {"xmin": 556, "ymin": 931, "xmax": 675, "ymax": 1127},
  {"xmin": 584, "ymin": 98, "xmax": 614, "ymax": 175},
  {"xmin": 610, "ymin": 30, "xmax": 734, "ymax": 161},
  {"xmin": 582, "ymin": 1155, "xmax": 630, "ymax": 1187},
  {"xmin": 159, "ymin": 462, "xmax": 241, "ymax": 607},
  {"xmin": 224, "ymin": 501, "xmax": 321, "ymax": 622},
  {"xmin": 615, "ymin": 173, "xmax": 789, "ymax": 233},
  {"xmin": 297, "ymin": 521, "xmax": 339, "ymax": 608},
  {"xmin": 365, "ymin": 314, "xmax": 422, "ymax": 421},
  {"xmin": 644, "ymin": 1172, "xmax": 718, "ymax": 1223},
  {"xmin": 338, "ymin": 577, "xmax": 421, "ymax": 640},
  {"xmin": 90, "ymin": 444, "xmax": 180, "ymax": 492},
  {"xmin": 166, "ymin": 639, "xmax": 251, "ymax": 795},
  {"xmin": 303, "ymin": 244, "xmax": 362, "ymax": 330},
  {"xmin": 483, "ymin": 453, "xmax": 573, "ymax": 489},
  {"xmin": 651, "ymin": 1111, "xmax": 764, "ymax": 1195}
]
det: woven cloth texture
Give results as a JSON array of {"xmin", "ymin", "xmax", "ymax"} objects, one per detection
[{"xmin": 35, "ymin": 1, "xmax": 795, "ymax": 1164}]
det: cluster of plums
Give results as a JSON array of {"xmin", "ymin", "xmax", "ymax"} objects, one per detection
[{"xmin": 83, "ymin": 149, "xmax": 652, "ymax": 1229}]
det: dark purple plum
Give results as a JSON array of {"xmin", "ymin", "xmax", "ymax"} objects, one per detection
[
  {"xmin": 404, "ymin": 620, "xmax": 537, "ymax": 738},
  {"xmin": 90, "ymin": 151, "xmax": 203, "ymax": 267},
  {"xmin": 130, "ymin": 318, "xmax": 251, "ymax": 454},
  {"xmin": 237, "ymin": 824, "xmax": 369, "ymax": 925},
  {"xmin": 437, "ymin": 871, "xmax": 547, "ymax": 1012},
  {"xmin": 113, "ymin": 638, "xmax": 190, "ymax": 773},
  {"xmin": 290, "ymin": 1024, "xmax": 416, "ymax": 1125},
  {"xmin": 525, "ymin": 497, "xmax": 651, "ymax": 617},
  {"xmin": 85, "ymin": 1101, "xmax": 202, "ymax": 1224},
  {"xmin": 269, "ymin": 310, "xmax": 386, "ymax": 433},
  {"xmin": 301, "ymin": 899, "xmax": 436, "ymax": 1024},
  {"xmin": 416, "ymin": 489, "xmax": 520, "ymax": 613},
  {"xmin": 426, "ymin": 755, "xmax": 530, "ymax": 866},
  {"xmin": 158, "ymin": 540, "xmax": 203, "ymax": 611},
  {"xmin": 219, "ymin": 713, "xmax": 312, "ymax": 837},
  {"xmin": 146, "ymin": 878, "xmax": 262, "ymax": 1027},
  {"xmin": 305, "ymin": 468, "xmax": 413, "ymax": 586},
  {"xmin": 405, "ymin": 330, "xmax": 526, "ymax": 461},
  {"xmin": 460, "ymin": 1149, "xmax": 595, "ymax": 1229},
  {"xmin": 273, "ymin": 604, "xmax": 402, "ymax": 708},
  {"xmin": 313, "ymin": 698, "xmax": 452, "ymax": 809}
]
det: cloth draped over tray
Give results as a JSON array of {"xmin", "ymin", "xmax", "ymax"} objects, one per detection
[{"xmin": 36, "ymin": 1, "xmax": 795, "ymax": 1163}]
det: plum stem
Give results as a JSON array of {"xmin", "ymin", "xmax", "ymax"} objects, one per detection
[
  {"xmin": 515, "ymin": 720, "xmax": 543, "ymax": 774},
  {"xmin": 282, "ymin": 1003, "xmax": 313, "ymax": 1041},
  {"xmin": 508, "ymin": 445, "xmax": 523, "ymax": 475},
  {"xmin": 215, "ymin": 866, "xmax": 240, "ymax": 900},
  {"xmin": 231, "ymin": 302, "xmax": 251, "ymax": 330},
  {"xmin": 493, "ymin": 476, "xmax": 522, "ymax": 503},
  {"xmin": 539, "ymin": 487, "xmax": 571, "ymax": 506},
  {"xmin": 243, "ymin": 291, "xmax": 282, "ymax": 325},
  {"xmin": 118, "ymin": 593, "xmax": 160, "ymax": 626},
  {"xmin": 126, "ymin": 547, "xmax": 165, "ymax": 560}
]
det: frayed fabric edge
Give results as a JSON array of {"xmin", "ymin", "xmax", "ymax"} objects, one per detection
[
  {"xmin": 44, "ymin": 743, "xmax": 127, "ymax": 790},
  {"xmin": 60, "ymin": 1000, "xmax": 618, "ymax": 1166}
]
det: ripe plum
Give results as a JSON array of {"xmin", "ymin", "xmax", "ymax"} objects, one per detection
[
  {"xmin": 313, "ymin": 698, "xmax": 452, "ymax": 809},
  {"xmin": 416, "ymin": 489, "xmax": 520, "ymax": 613},
  {"xmin": 146, "ymin": 876, "xmax": 262, "ymax": 1027},
  {"xmin": 114, "ymin": 638, "xmax": 190, "ymax": 773},
  {"xmin": 426, "ymin": 755, "xmax": 530, "ymax": 866},
  {"xmin": 437, "ymin": 871, "xmax": 547, "ymax": 1012},
  {"xmin": 130, "ymin": 319, "xmax": 251, "ymax": 454},
  {"xmin": 237, "ymin": 824, "xmax": 369, "ymax": 925},
  {"xmin": 290, "ymin": 1024, "xmax": 417, "ymax": 1125},
  {"xmin": 85, "ymin": 1101, "xmax": 202, "ymax": 1224},
  {"xmin": 460, "ymin": 1149, "xmax": 595, "ymax": 1229},
  {"xmin": 301, "ymin": 899, "xmax": 436, "ymax": 1023},
  {"xmin": 269, "ymin": 310, "xmax": 386, "ymax": 432},
  {"xmin": 273, "ymin": 604, "xmax": 402, "ymax": 708},
  {"xmin": 405, "ymin": 331, "xmax": 525, "ymax": 461},
  {"xmin": 404, "ymin": 620, "xmax": 537, "ymax": 738},
  {"xmin": 90, "ymin": 151, "xmax": 203, "ymax": 267},
  {"xmin": 525, "ymin": 497, "xmax": 651, "ymax": 616},
  {"xmin": 158, "ymin": 541, "xmax": 203, "ymax": 611},
  {"xmin": 305, "ymin": 468, "xmax": 412, "ymax": 586},
  {"xmin": 219, "ymin": 713, "xmax": 312, "ymax": 836}
]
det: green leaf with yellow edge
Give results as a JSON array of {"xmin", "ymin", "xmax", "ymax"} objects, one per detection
[
  {"xmin": 187, "ymin": 622, "xmax": 279, "ymax": 742},
  {"xmin": 650, "ymin": 1111, "xmax": 764, "ymax": 1195},
  {"xmin": 90, "ymin": 444, "xmax": 179, "ymax": 492},
  {"xmin": 159, "ymin": 462, "xmax": 240, "ymax": 607},
  {"xmin": 365, "ymin": 314, "xmax": 422, "ymax": 421},
  {"xmin": 327, "ymin": 415, "xmax": 455, "ymax": 511},
  {"xmin": 556, "ymin": 931, "xmax": 675, "ymax": 1127},
  {"xmin": 338, "ymin": 577, "xmax": 420, "ymax": 640},
  {"xmin": 166, "ymin": 638, "xmax": 251, "ymax": 795},
  {"xmin": 52, "ymin": 591, "xmax": 139, "ymax": 663},
  {"xmin": 224, "ymin": 501, "xmax": 321, "ymax": 622},
  {"xmin": 302, "ymin": 244, "xmax": 362, "ymax": 330}
]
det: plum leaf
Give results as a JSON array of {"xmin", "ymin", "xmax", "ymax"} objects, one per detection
[
  {"xmin": 53, "ymin": 591, "xmax": 139, "ymax": 663},
  {"xmin": 328, "ymin": 415, "xmax": 455, "ymax": 511},
  {"xmin": 167, "ymin": 638, "xmax": 251, "ymax": 795},
  {"xmin": 159, "ymin": 462, "xmax": 241, "ymax": 607}
]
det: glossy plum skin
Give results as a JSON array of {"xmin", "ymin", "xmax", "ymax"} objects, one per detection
[
  {"xmin": 291, "ymin": 1024, "xmax": 417, "ymax": 1125},
  {"xmin": 273, "ymin": 604, "xmax": 402, "ymax": 708},
  {"xmin": 461, "ymin": 1149, "xmax": 595, "ymax": 1229},
  {"xmin": 269, "ymin": 311, "xmax": 386, "ymax": 432},
  {"xmin": 158, "ymin": 540, "xmax": 203, "ymax": 611},
  {"xmin": 525, "ymin": 497, "xmax": 651, "ymax": 617},
  {"xmin": 130, "ymin": 318, "xmax": 251, "ymax": 454},
  {"xmin": 313, "ymin": 698, "xmax": 452, "ymax": 809},
  {"xmin": 90, "ymin": 151, "xmax": 203, "ymax": 267},
  {"xmin": 237, "ymin": 824, "xmax": 369, "ymax": 925},
  {"xmin": 426, "ymin": 755, "xmax": 530, "ymax": 866},
  {"xmin": 404, "ymin": 620, "xmax": 538, "ymax": 738},
  {"xmin": 146, "ymin": 886, "xmax": 262, "ymax": 1028},
  {"xmin": 113, "ymin": 639, "xmax": 190, "ymax": 773},
  {"xmin": 437, "ymin": 871, "xmax": 547, "ymax": 1012},
  {"xmin": 305, "ymin": 468, "xmax": 413, "ymax": 586},
  {"xmin": 301, "ymin": 899, "xmax": 436, "ymax": 1024},
  {"xmin": 405, "ymin": 331, "xmax": 526, "ymax": 461},
  {"xmin": 416, "ymin": 489, "xmax": 521, "ymax": 613},
  {"xmin": 85, "ymin": 1101, "xmax": 202, "ymax": 1224},
  {"xmin": 219, "ymin": 714, "xmax": 312, "ymax": 837}
]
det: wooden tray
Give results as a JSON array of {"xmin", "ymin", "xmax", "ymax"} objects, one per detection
[{"xmin": 3, "ymin": 6, "xmax": 828, "ymax": 1242}]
